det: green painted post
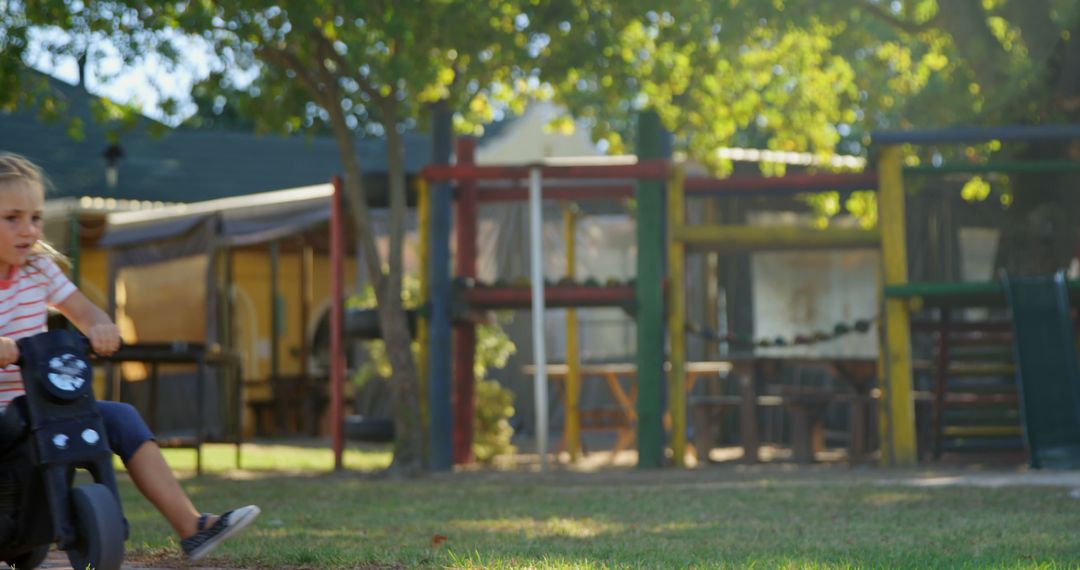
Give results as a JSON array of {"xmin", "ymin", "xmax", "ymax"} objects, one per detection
[{"xmin": 636, "ymin": 111, "xmax": 669, "ymax": 468}]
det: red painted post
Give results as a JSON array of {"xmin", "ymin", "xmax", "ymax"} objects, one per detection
[
  {"xmin": 462, "ymin": 285, "xmax": 635, "ymax": 309},
  {"xmin": 452, "ymin": 138, "xmax": 478, "ymax": 464},
  {"xmin": 330, "ymin": 176, "xmax": 345, "ymax": 470},
  {"xmin": 476, "ymin": 184, "xmax": 634, "ymax": 202}
]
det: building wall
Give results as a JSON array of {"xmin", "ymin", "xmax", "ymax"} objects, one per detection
[
  {"xmin": 75, "ymin": 241, "xmax": 357, "ymax": 436},
  {"xmin": 230, "ymin": 249, "xmax": 358, "ymax": 383},
  {"xmin": 76, "ymin": 247, "xmax": 110, "ymax": 308}
]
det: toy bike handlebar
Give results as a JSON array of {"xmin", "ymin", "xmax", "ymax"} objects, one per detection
[{"xmin": 14, "ymin": 331, "xmax": 100, "ymax": 368}]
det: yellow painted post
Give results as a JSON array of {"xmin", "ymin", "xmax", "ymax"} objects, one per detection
[
  {"xmin": 875, "ymin": 268, "xmax": 891, "ymax": 464},
  {"xmin": 563, "ymin": 204, "xmax": 582, "ymax": 462},
  {"xmin": 878, "ymin": 146, "xmax": 917, "ymax": 466},
  {"xmin": 667, "ymin": 164, "xmax": 687, "ymax": 467},
  {"xmin": 417, "ymin": 179, "xmax": 431, "ymax": 432}
]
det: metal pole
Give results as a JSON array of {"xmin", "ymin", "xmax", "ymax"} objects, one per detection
[
  {"xmin": 330, "ymin": 176, "xmax": 345, "ymax": 470},
  {"xmin": 529, "ymin": 167, "xmax": 549, "ymax": 470}
]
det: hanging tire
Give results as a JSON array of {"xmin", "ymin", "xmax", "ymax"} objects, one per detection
[
  {"xmin": 5, "ymin": 544, "xmax": 49, "ymax": 569},
  {"xmin": 344, "ymin": 415, "xmax": 395, "ymax": 443},
  {"xmin": 66, "ymin": 483, "xmax": 125, "ymax": 570}
]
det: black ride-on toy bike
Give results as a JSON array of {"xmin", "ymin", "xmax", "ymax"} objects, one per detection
[{"xmin": 0, "ymin": 330, "xmax": 127, "ymax": 570}]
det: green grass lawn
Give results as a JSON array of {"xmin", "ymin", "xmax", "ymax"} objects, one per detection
[{"xmin": 113, "ymin": 443, "xmax": 1080, "ymax": 569}]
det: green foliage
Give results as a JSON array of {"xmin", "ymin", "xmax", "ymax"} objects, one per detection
[
  {"xmin": 347, "ymin": 274, "xmax": 422, "ymax": 387},
  {"xmin": 9, "ymin": 0, "xmax": 1080, "ymax": 463},
  {"xmin": 960, "ymin": 175, "xmax": 992, "ymax": 202},
  {"xmin": 474, "ymin": 317, "xmax": 517, "ymax": 381},
  {"xmin": 9, "ymin": 1, "xmax": 1080, "ymax": 172},
  {"xmin": 541, "ymin": 0, "xmax": 1080, "ymax": 177},
  {"xmin": 799, "ymin": 189, "xmax": 880, "ymax": 229},
  {"xmin": 349, "ymin": 276, "xmax": 518, "ymax": 462},
  {"xmin": 845, "ymin": 191, "xmax": 879, "ymax": 229},
  {"xmin": 472, "ymin": 378, "xmax": 517, "ymax": 464},
  {"xmin": 1, "ymin": 0, "xmax": 189, "ymax": 138},
  {"xmin": 349, "ymin": 275, "xmax": 515, "ymax": 386}
]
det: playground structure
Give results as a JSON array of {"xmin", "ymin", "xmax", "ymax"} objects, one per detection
[
  {"xmin": 666, "ymin": 168, "xmax": 885, "ymax": 466},
  {"xmin": 419, "ymin": 130, "xmax": 671, "ymax": 469},
  {"xmin": 341, "ymin": 120, "xmax": 1080, "ymax": 472},
  {"xmin": 878, "ymin": 125, "xmax": 1080, "ymax": 467},
  {"xmin": 64, "ymin": 119, "xmax": 1080, "ymax": 472},
  {"xmin": 391, "ymin": 113, "xmax": 901, "ymax": 470},
  {"xmin": 69, "ymin": 117, "xmax": 1071, "ymax": 472}
]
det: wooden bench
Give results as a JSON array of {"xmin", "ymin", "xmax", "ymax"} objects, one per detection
[
  {"xmin": 691, "ymin": 387, "xmax": 878, "ymax": 464},
  {"xmin": 526, "ymin": 361, "xmax": 732, "ymax": 460}
]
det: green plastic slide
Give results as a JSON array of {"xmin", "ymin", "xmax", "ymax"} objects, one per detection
[{"xmin": 1003, "ymin": 272, "xmax": 1080, "ymax": 469}]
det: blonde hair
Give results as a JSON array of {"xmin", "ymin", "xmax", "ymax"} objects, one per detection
[
  {"xmin": 0, "ymin": 152, "xmax": 48, "ymax": 193},
  {"xmin": 0, "ymin": 152, "xmax": 68, "ymax": 266}
]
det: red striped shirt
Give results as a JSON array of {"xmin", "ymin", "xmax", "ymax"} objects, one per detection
[{"xmin": 0, "ymin": 257, "xmax": 77, "ymax": 410}]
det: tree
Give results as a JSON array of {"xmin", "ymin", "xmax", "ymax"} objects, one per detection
[
  {"xmin": 152, "ymin": 1, "xmax": 620, "ymax": 473},
  {"xmin": 4, "ymin": 0, "xmax": 630, "ymax": 473},
  {"xmin": 797, "ymin": 0, "xmax": 1080, "ymax": 274},
  {"xmin": 0, "ymin": 0, "xmax": 181, "ymax": 138},
  {"xmin": 834, "ymin": 0, "xmax": 1080, "ymax": 275},
  {"xmin": 540, "ymin": 1, "xmax": 1080, "ymax": 272},
  {"xmin": 11, "ymin": 1, "xmax": 1076, "ymax": 471}
]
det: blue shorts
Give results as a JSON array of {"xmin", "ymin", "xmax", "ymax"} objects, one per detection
[{"xmin": 97, "ymin": 401, "xmax": 156, "ymax": 463}]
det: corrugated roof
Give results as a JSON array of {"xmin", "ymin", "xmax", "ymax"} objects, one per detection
[{"xmin": 1, "ymin": 74, "xmax": 431, "ymax": 205}]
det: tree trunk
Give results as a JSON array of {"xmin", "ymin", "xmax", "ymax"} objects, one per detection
[
  {"xmin": 381, "ymin": 106, "xmax": 425, "ymax": 473},
  {"xmin": 994, "ymin": 146, "xmax": 1079, "ymax": 277},
  {"xmin": 935, "ymin": 0, "xmax": 1012, "ymax": 97},
  {"xmin": 992, "ymin": 17, "xmax": 1080, "ymax": 277},
  {"xmin": 325, "ymin": 98, "xmax": 424, "ymax": 474}
]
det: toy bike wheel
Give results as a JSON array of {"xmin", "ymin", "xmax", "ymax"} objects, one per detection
[
  {"xmin": 5, "ymin": 545, "xmax": 49, "ymax": 569},
  {"xmin": 66, "ymin": 483, "xmax": 125, "ymax": 570}
]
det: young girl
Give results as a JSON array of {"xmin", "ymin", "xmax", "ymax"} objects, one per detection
[{"xmin": 0, "ymin": 153, "xmax": 259, "ymax": 561}]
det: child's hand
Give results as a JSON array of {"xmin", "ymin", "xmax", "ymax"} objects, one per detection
[
  {"xmin": 0, "ymin": 336, "xmax": 17, "ymax": 367},
  {"xmin": 86, "ymin": 323, "xmax": 121, "ymax": 356}
]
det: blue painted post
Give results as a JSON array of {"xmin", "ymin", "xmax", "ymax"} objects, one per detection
[{"xmin": 428, "ymin": 102, "xmax": 454, "ymax": 470}]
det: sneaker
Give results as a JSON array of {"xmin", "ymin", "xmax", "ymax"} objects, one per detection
[{"xmin": 181, "ymin": 505, "xmax": 261, "ymax": 561}]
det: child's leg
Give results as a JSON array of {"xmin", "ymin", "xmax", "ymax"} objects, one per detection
[
  {"xmin": 97, "ymin": 401, "xmax": 201, "ymax": 537},
  {"xmin": 125, "ymin": 440, "xmax": 202, "ymax": 537},
  {"xmin": 97, "ymin": 400, "xmax": 260, "ymax": 559}
]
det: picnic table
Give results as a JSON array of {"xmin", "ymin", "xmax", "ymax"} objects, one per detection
[
  {"xmin": 527, "ymin": 357, "xmax": 877, "ymax": 464},
  {"xmin": 523, "ymin": 361, "xmax": 732, "ymax": 458},
  {"xmin": 690, "ymin": 357, "xmax": 877, "ymax": 463}
]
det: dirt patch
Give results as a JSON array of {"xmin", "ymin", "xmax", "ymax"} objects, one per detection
[{"xmin": 37, "ymin": 549, "xmax": 225, "ymax": 569}]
